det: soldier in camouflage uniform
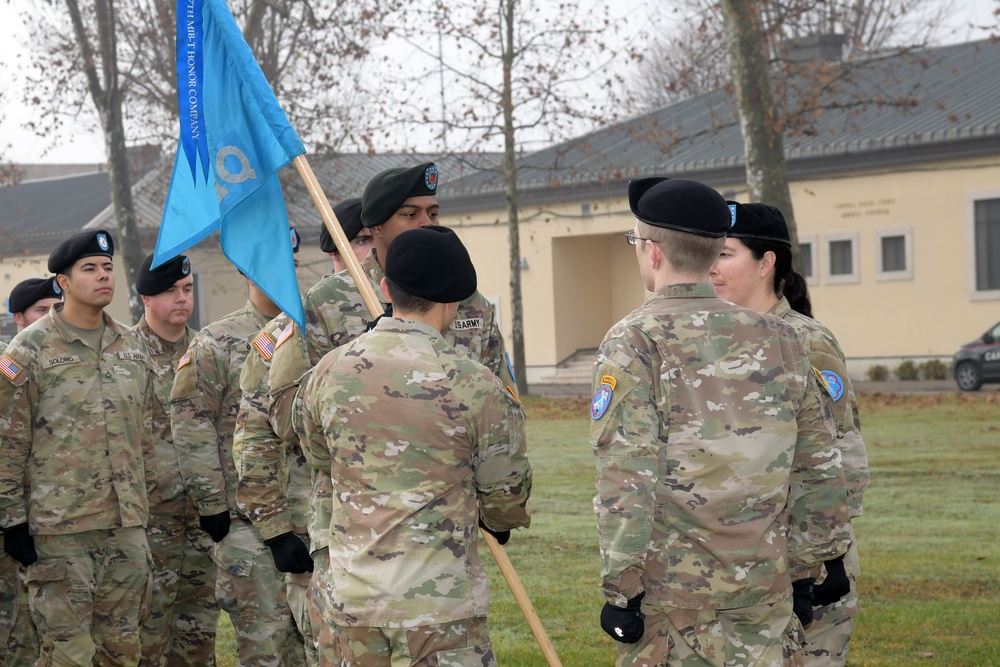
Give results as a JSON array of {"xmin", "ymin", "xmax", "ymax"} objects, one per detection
[
  {"xmin": 263, "ymin": 164, "xmax": 518, "ymax": 664},
  {"xmin": 0, "ymin": 277, "xmax": 60, "ymax": 666},
  {"xmin": 0, "ymin": 230, "xmax": 155, "ymax": 667},
  {"xmin": 711, "ymin": 202, "xmax": 869, "ymax": 667},
  {"xmin": 171, "ymin": 232, "xmax": 306, "ymax": 667},
  {"xmin": 133, "ymin": 254, "xmax": 220, "ymax": 667},
  {"xmin": 299, "ymin": 225, "xmax": 531, "ymax": 666},
  {"xmin": 590, "ymin": 179, "xmax": 851, "ymax": 667},
  {"xmin": 235, "ymin": 198, "xmax": 372, "ymax": 667}
]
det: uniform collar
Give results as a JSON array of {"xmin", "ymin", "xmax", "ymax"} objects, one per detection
[
  {"xmin": 650, "ymin": 282, "xmax": 719, "ymax": 300},
  {"xmin": 49, "ymin": 302, "xmax": 122, "ymax": 346},
  {"xmin": 374, "ymin": 316, "xmax": 445, "ymax": 341}
]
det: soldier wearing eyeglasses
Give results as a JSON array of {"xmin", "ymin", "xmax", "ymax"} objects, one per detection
[{"xmin": 590, "ymin": 178, "xmax": 851, "ymax": 667}]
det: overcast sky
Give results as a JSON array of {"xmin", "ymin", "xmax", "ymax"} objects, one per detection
[{"xmin": 0, "ymin": 0, "xmax": 996, "ymax": 164}]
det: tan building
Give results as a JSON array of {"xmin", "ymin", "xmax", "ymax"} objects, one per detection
[
  {"xmin": 4, "ymin": 39, "xmax": 998, "ymax": 386},
  {"xmin": 441, "ymin": 38, "xmax": 1000, "ymax": 383}
]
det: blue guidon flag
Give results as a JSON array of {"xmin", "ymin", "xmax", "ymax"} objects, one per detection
[{"xmin": 155, "ymin": 0, "xmax": 306, "ymax": 332}]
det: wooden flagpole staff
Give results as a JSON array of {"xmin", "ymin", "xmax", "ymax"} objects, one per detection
[{"xmin": 292, "ymin": 154, "xmax": 563, "ymax": 667}]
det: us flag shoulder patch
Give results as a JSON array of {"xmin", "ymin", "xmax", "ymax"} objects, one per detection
[
  {"xmin": 0, "ymin": 355, "xmax": 22, "ymax": 381},
  {"xmin": 274, "ymin": 323, "xmax": 295, "ymax": 350},
  {"xmin": 252, "ymin": 331, "xmax": 276, "ymax": 360},
  {"xmin": 177, "ymin": 351, "xmax": 192, "ymax": 371}
]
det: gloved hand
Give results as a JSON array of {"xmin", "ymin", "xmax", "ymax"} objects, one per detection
[
  {"xmin": 792, "ymin": 578, "xmax": 815, "ymax": 628},
  {"xmin": 600, "ymin": 592, "xmax": 645, "ymax": 643},
  {"xmin": 812, "ymin": 555, "xmax": 850, "ymax": 607},
  {"xmin": 199, "ymin": 511, "xmax": 231, "ymax": 543},
  {"xmin": 478, "ymin": 518, "xmax": 510, "ymax": 546},
  {"xmin": 2, "ymin": 523, "xmax": 37, "ymax": 567},
  {"xmin": 264, "ymin": 532, "xmax": 314, "ymax": 573}
]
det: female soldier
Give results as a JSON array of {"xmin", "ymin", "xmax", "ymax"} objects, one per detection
[{"xmin": 710, "ymin": 202, "xmax": 870, "ymax": 667}]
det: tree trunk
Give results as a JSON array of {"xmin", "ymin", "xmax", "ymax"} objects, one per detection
[
  {"xmin": 67, "ymin": 0, "xmax": 145, "ymax": 323},
  {"xmin": 719, "ymin": 0, "xmax": 803, "ymax": 271},
  {"xmin": 502, "ymin": 0, "xmax": 528, "ymax": 395}
]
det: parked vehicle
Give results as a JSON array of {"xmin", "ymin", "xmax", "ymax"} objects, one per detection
[{"xmin": 953, "ymin": 321, "xmax": 1000, "ymax": 391}]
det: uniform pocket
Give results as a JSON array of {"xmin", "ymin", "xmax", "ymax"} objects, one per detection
[
  {"xmin": 433, "ymin": 645, "xmax": 496, "ymax": 667},
  {"xmin": 26, "ymin": 560, "xmax": 81, "ymax": 633}
]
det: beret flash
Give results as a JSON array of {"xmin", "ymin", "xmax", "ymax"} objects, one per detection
[
  {"xmin": 628, "ymin": 177, "xmax": 731, "ymax": 238},
  {"xmin": 48, "ymin": 229, "xmax": 115, "ymax": 274},
  {"xmin": 384, "ymin": 226, "xmax": 476, "ymax": 304},
  {"xmin": 361, "ymin": 162, "xmax": 438, "ymax": 229}
]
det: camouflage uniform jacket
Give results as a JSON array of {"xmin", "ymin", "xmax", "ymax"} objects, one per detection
[
  {"xmin": 171, "ymin": 300, "xmax": 272, "ymax": 518},
  {"xmin": 299, "ymin": 317, "xmax": 531, "ymax": 627},
  {"xmin": 590, "ymin": 283, "xmax": 850, "ymax": 610},
  {"xmin": 772, "ymin": 297, "xmax": 870, "ymax": 519},
  {"xmin": 265, "ymin": 252, "xmax": 516, "ymax": 549},
  {"xmin": 234, "ymin": 316, "xmax": 313, "ymax": 541},
  {"xmin": 134, "ymin": 317, "xmax": 195, "ymax": 513},
  {"xmin": 0, "ymin": 304, "xmax": 155, "ymax": 534}
]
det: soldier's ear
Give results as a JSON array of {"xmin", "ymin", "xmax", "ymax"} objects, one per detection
[{"xmin": 380, "ymin": 277, "xmax": 392, "ymax": 303}]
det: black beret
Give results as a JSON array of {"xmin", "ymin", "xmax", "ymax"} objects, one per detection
[
  {"xmin": 628, "ymin": 178, "xmax": 730, "ymax": 238},
  {"xmin": 320, "ymin": 198, "xmax": 364, "ymax": 253},
  {"xmin": 361, "ymin": 162, "xmax": 438, "ymax": 228},
  {"xmin": 729, "ymin": 202, "xmax": 792, "ymax": 246},
  {"xmin": 48, "ymin": 229, "xmax": 115, "ymax": 274},
  {"xmin": 136, "ymin": 253, "xmax": 192, "ymax": 296},
  {"xmin": 289, "ymin": 227, "xmax": 301, "ymax": 254},
  {"xmin": 8, "ymin": 277, "xmax": 61, "ymax": 313},
  {"xmin": 384, "ymin": 226, "xmax": 476, "ymax": 303}
]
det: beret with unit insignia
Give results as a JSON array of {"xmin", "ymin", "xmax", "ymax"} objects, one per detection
[{"xmin": 48, "ymin": 229, "xmax": 115, "ymax": 274}]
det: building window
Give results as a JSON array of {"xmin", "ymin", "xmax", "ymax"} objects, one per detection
[
  {"xmin": 797, "ymin": 233, "xmax": 818, "ymax": 286},
  {"xmin": 974, "ymin": 197, "xmax": 1000, "ymax": 293},
  {"xmin": 876, "ymin": 226, "xmax": 913, "ymax": 281},
  {"xmin": 824, "ymin": 231, "xmax": 860, "ymax": 284}
]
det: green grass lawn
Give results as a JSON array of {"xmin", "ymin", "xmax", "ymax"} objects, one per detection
[{"xmin": 216, "ymin": 392, "xmax": 1000, "ymax": 666}]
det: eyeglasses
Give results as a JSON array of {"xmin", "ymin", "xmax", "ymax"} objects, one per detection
[{"xmin": 625, "ymin": 230, "xmax": 658, "ymax": 246}]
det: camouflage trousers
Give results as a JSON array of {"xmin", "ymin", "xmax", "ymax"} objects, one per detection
[
  {"xmin": 615, "ymin": 600, "xmax": 804, "ymax": 667},
  {"xmin": 0, "ymin": 548, "xmax": 40, "ymax": 666},
  {"xmin": 139, "ymin": 502, "xmax": 219, "ymax": 667},
  {"xmin": 27, "ymin": 527, "xmax": 151, "ymax": 667},
  {"xmin": 310, "ymin": 549, "xmax": 341, "ymax": 667},
  {"xmin": 213, "ymin": 517, "xmax": 306, "ymax": 667},
  {"xmin": 324, "ymin": 617, "xmax": 495, "ymax": 667},
  {"xmin": 287, "ymin": 544, "xmax": 320, "ymax": 667},
  {"xmin": 802, "ymin": 537, "xmax": 860, "ymax": 667}
]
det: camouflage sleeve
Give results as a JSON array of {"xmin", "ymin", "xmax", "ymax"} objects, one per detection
[
  {"xmin": 142, "ymin": 361, "xmax": 157, "ymax": 499},
  {"xmin": 787, "ymin": 368, "xmax": 851, "ymax": 578},
  {"xmin": 480, "ymin": 303, "xmax": 518, "ymax": 392},
  {"xmin": 474, "ymin": 376, "xmax": 531, "ymax": 533},
  {"xmin": 268, "ymin": 325, "xmax": 313, "ymax": 445},
  {"xmin": 806, "ymin": 339, "xmax": 869, "ymax": 519},
  {"xmin": 589, "ymin": 333, "xmax": 658, "ymax": 606},
  {"xmin": 170, "ymin": 336, "xmax": 229, "ymax": 517},
  {"xmin": 234, "ymin": 351, "xmax": 293, "ymax": 541},
  {"xmin": 297, "ymin": 368, "xmax": 330, "ymax": 474},
  {"xmin": 0, "ymin": 359, "xmax": 32, "ymax": 529}
]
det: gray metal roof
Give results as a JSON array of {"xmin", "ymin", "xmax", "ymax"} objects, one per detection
[
  {"xmin": 82, "ymin": 151, "xmax": 501, "ymax": 247},
  {"xmin": 442, "ymin": 38, "xmax": 1000, "ymax": 206},
  {"xmin": 0, "ymin": 171, "xmax": 113, "ymax": 259}
]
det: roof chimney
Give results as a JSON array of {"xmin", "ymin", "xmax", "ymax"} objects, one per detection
[{"xmin": 780, "ymin": 33, "xmax": 845, "ymax": 62}]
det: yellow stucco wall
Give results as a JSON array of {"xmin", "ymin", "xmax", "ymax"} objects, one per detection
[{"xmin": 448, "ymin": 155, "xmax": 1000, "ymax": 377}]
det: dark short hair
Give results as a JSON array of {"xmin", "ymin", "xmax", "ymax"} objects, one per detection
[{"xmin": 385, "ymin": 278, "xmax": 435, "ymax": 314}]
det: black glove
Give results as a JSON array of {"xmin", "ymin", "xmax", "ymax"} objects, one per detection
[
  {"xmin": 264, "ymin": 532, "xmax": 314, "ymax": 574},
  {"xmin": 600, "ymin": 592, "xmax": 645, "ymax": 644},
  {"xmin": 364, "ymin": 304, "xmax": 392, "ymax": 332},
  {"xmin": 792, "ymin": 578, "xmax": 815, "ymax": 627},
  {"xmin": 3, "ymin": 523, "xmax": 38, "ymax": 567},
  {"xmin": 812, "ymin": 555, "xmax": 850, "ymax": 607},
  {"xmin": 199, "ymin": 511, "xmax": 231, "ymax": 543},
  {"xmin": 478, "ymin": 518, "xmax": 510, "ymax": 546}
]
